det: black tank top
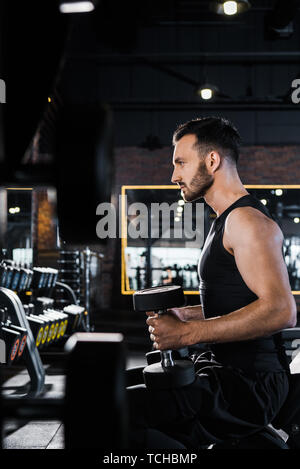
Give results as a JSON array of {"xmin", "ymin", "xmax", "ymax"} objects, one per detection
[{"xmin": 198, "ymin": 194, "xmax": 288, "ymax": 372}]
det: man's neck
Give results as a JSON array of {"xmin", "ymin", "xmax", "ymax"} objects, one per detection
[{"xmin": 204, "ymin": 181, "xmax": 249, "ymax": 217}]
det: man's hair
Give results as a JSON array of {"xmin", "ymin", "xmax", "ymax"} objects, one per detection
[{"xmin": 172, "ymin": 116, "xmax": 241, "ymax": 164}]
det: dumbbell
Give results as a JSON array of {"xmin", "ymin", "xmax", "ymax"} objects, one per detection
[
  {"xmin": 6, "ymin": 323, "xmax": 28, "ymax": 360},
  {"xmin": 0, "ymin": 263, "xmax": 7, "ymax": 287},
  {"xmin": 43, "ymin": 310, "xmax": 61, "ymax": 342},
  {"xmin": 10, "ymin": 267, "xmax": 21, "ymax": 291},
  {"xmin": 41, "ymin": 316, "xmax": 56, "ymax": 346},
  {"xmin": 45, "ymin": 309, "xmax": 68, "ymax": 339},
  {"xmin": 29, "ymin": 313, "xmax": 54, "ymax": 347},
  {"xmin": 63, "ymin": 305, "xmax": 85, "ymax": 334},
  {"xmin": 31, "ymin": 267, "xmax": 46, "ymax": 290},
  {"xmin": 133, "ymin": 285, "xmax": 195, "ymax": 390},
  {"xmin": 23, "ymin": 268, "xmax": 33, "ymax": 291},
  {"xmin": 0, "ymin": 327, "xmax": 21, "ymax": 365},
  {"xmin": 33, "ymin": 314, "xmax": 52, "ymax": 348},
  {"xmin": 46, "ymin": 268, "xmax": 59, "ymax": 288},
  {"xmin": 42, "ymin": 310, "xmax": 65, "ymax": 342},
  {"xmin": 34, "ymin": 296, "xmax": 55, "ymax": 314},
  {"xmin": 26, "ymin": 315, "xmax": 45, "ymax": 348},
  {"xmin": 17, "ymin": 267, "xmax": 30, "ymax": 292},
  {"xmin": 3, "ymin": 265, "xmax": 14, "ymax": 289}
]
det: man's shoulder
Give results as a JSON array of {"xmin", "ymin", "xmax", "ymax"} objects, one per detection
[{"xmin": 224, "ymin": 206, "xmax": 283, "ymax": 241}]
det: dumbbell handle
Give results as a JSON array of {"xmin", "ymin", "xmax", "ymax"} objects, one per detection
[{"xmin": 156, "ymin": 309, "xmax": 191, "ymax": 368}]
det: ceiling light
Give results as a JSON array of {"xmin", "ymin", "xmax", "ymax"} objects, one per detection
[
  {"xmin": 223, "ymin": 1, "xmax": 238, "ymax": 15},
  {"xmin": 275, "ymin": 189, "xmax": 283, "ymax": 196},
  {"xmin": 294, "ymin": 217, "xmax": 300, "ymax": 224},
  {"xmin": 212, "ymin": 1, "xmax": 251, "ymax": 16},
  {"xmin": 59, "ymin": 1, "xmax": 97, "ymax": 14},
  {"xmin": 196, "ymin": 84, "xmax": 219, "ymax": 101},
  {"xmin": 200, "ymin": 88, "xmax": 213, "ymax": 100},
  {"xmin": 260, "ymin": 199, "xmax": 267, "ymax": 205}
]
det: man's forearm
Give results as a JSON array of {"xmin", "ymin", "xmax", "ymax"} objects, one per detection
[
  {"xmin": 182, "ymin": 297, "xmax": 295, "ymax": 346},
  {"xmin": 177, "ymin": 305, "xmax": 205, "ymax": 321},
  {"xmin": 184, "ymin": 305, "xmax": 205, "ymax": 321}
]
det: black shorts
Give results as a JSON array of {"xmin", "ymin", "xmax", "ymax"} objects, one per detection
[{"xmin": 126, "ymin": 354, "xmax": 289, "ymax": 449}]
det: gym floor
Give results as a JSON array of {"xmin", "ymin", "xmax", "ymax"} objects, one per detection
[{"xmin": 1, "ymin": 351, "xmax": 147, "ymax": 449}]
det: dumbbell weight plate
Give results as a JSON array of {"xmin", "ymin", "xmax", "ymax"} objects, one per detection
[
  {"xmin": 0, "ymin": 264, "xmax": 8, "ymax": 287},
  {"xmin": 60, "ymin": 320, "xmax": 68, "ymax": 337},
  {"xmin": 42, "ymin": 313, "xmax": 62, "ymax": 341},
  {"xmin": 133, "ymin": 285, "xmax": 185, "ymax": 312},
  {"xmin": 42, "ymin": 313, "xmax": 60, "ymax": 341},
  {"xmin": 56, "ymin": 321, "xmax": 64, "ymax": 340},
  {"xmin": 18, "ymin": 334, "xmax": 28, "ymax": 357},
  {"xmin": 26, "ymin": 316, "xmax": 45, "ymax": 348},
  {"xmin": 11, "ymin": 268, "xmax": 21, "ymax": 291},
  {"xmin": 41, "ymin": 324, "xmax": 50, "ymax": 347},
  {"xmin": 4, "ymin": 266, "xmax": 14, "ymax": 289},
  {"xmin": 1, "ymin": 327, "xmax": 21, "ymax": 365},
  {"xmin": 47, "ymin": 323, "xmax": 56, "ymax": 344},
  {"xmin": 7, "ymin": 325, "xmax": 28, "ymax": 359},
  {"xmin": 35, "ymin": 327, "xmax": 44, "ymax": 348},
  {"xmin": 39, "ymin": 317, "xmax": 56, "ymax": 342},
  {"xmin": 45, "ymin": 310, "xmax": 68, "ymax": 336},
  {"xmin": 52, "ymin": 321, "xmax": 60, "ymax": 341}
]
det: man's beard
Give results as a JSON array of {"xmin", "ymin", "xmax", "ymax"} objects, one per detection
[{"xmin": 181, "ymin": 160, "xmax": 214, "ymax": 202}]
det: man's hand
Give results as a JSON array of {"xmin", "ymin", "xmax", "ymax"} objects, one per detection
[{"xmin": 146, "ymin": 312, "xmax": 198, "ymax": 350}]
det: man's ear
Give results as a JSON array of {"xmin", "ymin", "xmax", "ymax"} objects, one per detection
[{"xmin": 206, "ymin": 151, "xmax": 221, "ymax": 173}]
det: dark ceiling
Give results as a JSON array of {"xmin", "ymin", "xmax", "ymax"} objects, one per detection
[
  {"xmin": 2, "ymin": 0, "xmax": 300, "ymax": 165},
  {"xmin": 53, "ymin": 0, "xmax": 300, "ymax": 147}
]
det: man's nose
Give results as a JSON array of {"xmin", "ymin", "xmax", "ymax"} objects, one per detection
[{"xmin": 171, "ymin": 168, "xmax": 181, "ymax": 184}]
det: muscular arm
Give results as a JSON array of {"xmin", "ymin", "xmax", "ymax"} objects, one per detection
[
  {"xmin": 166, "ymin": 305, "xmax": 205, "ymax": 322},
  {"xmin": 147, "ymin": 207, "xmax": 297, "ymax": 350}
]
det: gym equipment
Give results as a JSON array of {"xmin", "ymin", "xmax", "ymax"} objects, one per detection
[
  {"xmin": 0, "ymin": 285, "xmax": 56, "ymax": 396},
  {"xmin": 0, "ymin": 332, "xmax": 129, "ymax": 449},
  {"xmin": 0, "ymin": 327, "xmax": 20, "ymax": 365},
  {"xmin": 56, "ymin": 251, "xmax": 83, "ymax": 324},
  {"xmin": 133, "ymin": 285, "xmax": 195, "ymax": 389},
  {"xmin": 6, "ymin": 324, "xmax": 27, "ymax": 361},
  {"xmin": 0, "ymin": 305, "xmax": 28, "ymax": 365},
  {"xmin": 0, "ymin": 258, "xmax": 85, "ymax": 360},
  {"xmin": 45, "ymin": 310, "xmax": 68, "ymax": 339},
  {"xmin": 0, "ymin": 320, "xmax": 300, "ymax": 449},
  {"xmin": 63, "ymin": 305, "xmax": 84, "ymax": 334},
  {"xmin": 26, "ymin": 315, "xmax": 45, "ymax": 346},
  {"xmin": 42, "ymin": 312, "xmax": 60, "ymax": 342},
  {"xmin": 64, "ymin": 332, "xmax": 128, "ymax": 449}
]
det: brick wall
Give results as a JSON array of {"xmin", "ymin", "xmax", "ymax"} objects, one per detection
[{"xmin": 101, "ymin": 144, "xmax": 300, "ymax": 312}]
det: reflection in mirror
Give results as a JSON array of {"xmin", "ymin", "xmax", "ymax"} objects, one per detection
[
  {"xmin": 122, "ymin": 186, "xmax": 300, "ymax": 295},
  {"xmin": 5, "ymin": 189, "xmax": 33, "ymax": 265},
  {"xmin": 122, "ymin": 186, "xmax": 209, "ymax": 295},
  {"xmin": 1, "ymin": 187, "xmax": 59, "ymax": 268}
]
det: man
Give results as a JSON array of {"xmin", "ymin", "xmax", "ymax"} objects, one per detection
[{"xmin": 128, "ymin": 116, "xmax": 297, "ymax": 449}]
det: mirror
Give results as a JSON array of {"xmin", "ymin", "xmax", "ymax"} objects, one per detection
[
  {"xmin": 0, "ymin": 186, "xmax": 59, "ymax": 267},
  {"xmin": 5, "ymin": 188, "xmax": 33, "ymax": 265},
  {"xmin": 121, "ymin": 185, "xmax": 300, "ymax": 295}
]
